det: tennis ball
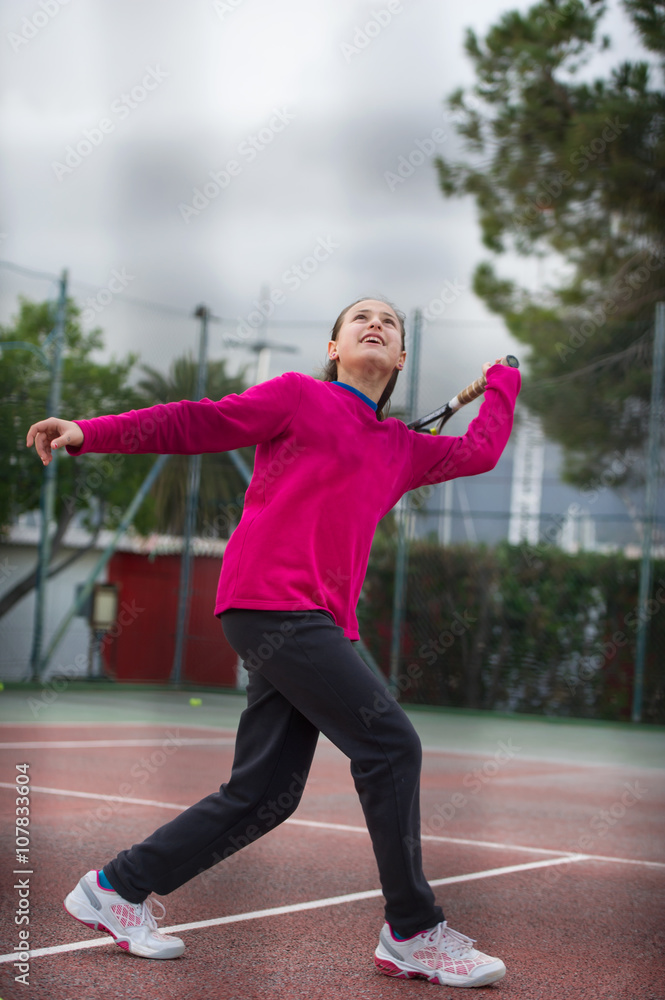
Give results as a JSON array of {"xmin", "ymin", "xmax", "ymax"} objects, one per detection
[{"xmin": 189, "ymin": 697, "xmax": 202, "ymax": 707}]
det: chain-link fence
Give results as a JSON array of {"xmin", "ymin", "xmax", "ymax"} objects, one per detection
[
  {"xmin": 358, "ymin": 530, "xmax": 665, "ymax": 724},
  {"xmin": 1, "ymin": 271, "xmax": 663, "ymax": 721}
]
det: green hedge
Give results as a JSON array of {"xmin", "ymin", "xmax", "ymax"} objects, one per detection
[{"xmin": 357, "ymin": 540, "xmax": 665, "ymax": 724}]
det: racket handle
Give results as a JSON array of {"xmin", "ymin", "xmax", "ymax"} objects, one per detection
[
  {"xmin": 455, "ymin": 355, "xmax": 519, "ymax": 407},
  {"xmin": 456, "ymin": 375, "xmax": 487, "ymax": 406}
]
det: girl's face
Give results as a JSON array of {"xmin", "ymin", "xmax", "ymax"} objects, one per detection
[{"xmin": 328, "ymin": 299, "xmax": 406, "ymax": 382}]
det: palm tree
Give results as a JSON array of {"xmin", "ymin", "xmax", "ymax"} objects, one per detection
[{"xmin": 137, "ymin": 354, "xmax": 254, "ymax": 538}]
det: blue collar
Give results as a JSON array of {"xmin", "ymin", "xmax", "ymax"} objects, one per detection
[{"xmin": 332, "ymin": 381, "xmax": 378, "ymax": 411}]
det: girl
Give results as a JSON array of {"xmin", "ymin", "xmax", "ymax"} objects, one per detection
[{"xmin": 27, "ymin": 297, "xmax": 520, "ymax": 987}]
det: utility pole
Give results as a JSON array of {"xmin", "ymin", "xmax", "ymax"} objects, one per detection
[
  {"xmin": 389, "ymin": 308, "xmax": 422, "ymax": 692},
  {"xmin": 632, "ymin": 302, "xmax": 665, "ymax": 722},
  {"xmin": 255, "ymin": 284, "xmax": 271, "ymax": 384},
  {"xmin": 171, "ymin": 304, "xmax": 210, "ymax": 685},
  {"xmin": 169, "ymin": 299, "xmax": 297, "ymax": 686},
  {"xmin": 30, "ymin": 268, "xmax": 68, "ymax": 680},
  {"xmin": 246, "ymin": 284, "xmax": 298, "ymax": 385}
]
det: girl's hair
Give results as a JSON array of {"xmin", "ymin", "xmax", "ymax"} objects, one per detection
[{"xmin": 318, "ymin": 297, "xmax": 407, "ymax": 421}]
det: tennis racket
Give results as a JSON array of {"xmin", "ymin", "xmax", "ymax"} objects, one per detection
[{"xmin": 407, "ymin": 355, "xmax": 519, "ymax": 434}]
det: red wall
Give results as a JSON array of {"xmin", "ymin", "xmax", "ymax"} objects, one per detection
[{"xmin": 102, "ymin": 551, "xmax": 238, "ymax": 687}]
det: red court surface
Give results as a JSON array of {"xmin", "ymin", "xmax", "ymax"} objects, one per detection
[{"xmin": 0, "ymin": 721, "xmax": 663, "ymax": 1000}]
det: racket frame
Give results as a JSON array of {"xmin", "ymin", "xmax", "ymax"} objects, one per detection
[{"xmin": 407, "ymin": 355, "xmax": 519, "ymax": 434}]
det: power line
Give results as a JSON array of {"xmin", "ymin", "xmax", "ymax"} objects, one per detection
[
  {"xmin": 527, "ymin": 329, "xmax": 654, "ymax": 390},
  {"xmin": 0, "ymin": 259, "xmax": 334, "ymax": 329},
  {"xmin": 0, "ymin": 260, "xmax": 655, "ymax": 364},
  {"xmin": 423, "ymin": 319, "xmax": 507, "ymax": 326},
  {"xmin": 0, "ymin": 259, "xmax": 511, "ymax": 333},
  {"xmin": 0, "ymin": 259, "xmax": 201, "ymax": 323},
  {"xmin": 74, "ymin": 283, "xmax": 196, "ymax": 322},
  {"xmin": 0, "ymin": 260, "xmax": 61, "ymax": 283}
]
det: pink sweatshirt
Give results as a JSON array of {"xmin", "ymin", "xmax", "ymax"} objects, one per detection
[{"xmin": 67, "ymin": 365, "xmax": 520, "ymax": 639}]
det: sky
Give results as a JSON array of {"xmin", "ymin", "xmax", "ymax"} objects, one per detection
[{"xmin": 0, "ymin": 0, "xmax": 647, "ymax": 418}]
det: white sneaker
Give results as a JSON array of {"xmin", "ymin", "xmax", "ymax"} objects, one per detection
[
  {"xmin": 375, "ymin": 920, "xmax": 506, "ymax": 987},
  {"xmin": 64, "ymin": 870, "xmax": 185, "ymax": 959}
]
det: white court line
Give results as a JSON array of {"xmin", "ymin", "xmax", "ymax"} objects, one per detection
[
  {"xmin": 1, "ymin": 782, "xmax": 663, "ymax": 871},
  {"xmin": 0, "ymin": 782, "xmax": 189, "ymax": 810},
  {"xmin": 2, "ymin": 732, "xmax": 663, "ymax": 770},
  {"xmin": 287, "ymin": 818, "xmax": 586, "ymax": 858},
  {"xmin": 0, "ymin": 722, "xmax": 236, "ymax": 733},
  {"xmin": 287, "ymin": 819, "xmax": 665, "ymax": 868},
  {"xmin": 0, "ymin": 738, "xmax": 236, "ymax": 749},
  {"xmin": 0, "ymin": 855, "xmax": 587, "ymax": 965}
]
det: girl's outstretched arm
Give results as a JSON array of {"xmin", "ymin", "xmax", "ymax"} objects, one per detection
[
  {"xmin": 26, "ymin": 371, "xmax": 303, "ymax": 464},
  {"xmin": 26, "ymin": 417, "xmax": 84, "ymax": 466}
]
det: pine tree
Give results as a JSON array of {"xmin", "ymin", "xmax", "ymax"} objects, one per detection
[{"xmin": 435, "ymin": 0, "xmax": 664, "ymax": 492}]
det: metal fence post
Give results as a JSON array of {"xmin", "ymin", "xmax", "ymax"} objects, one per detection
[
  {"xmin": 30, "ymin": 268, "xmax": 68, "ymax": 680},
  {"xmin": 632, "ymin": 302, "xmax": 665, "ymax": 722},
  {"xmin": 389, "ymin": 309, "xmax": 421, "ymax": 692},
  {"xmin": 171, "ymin": 305, "xmax": 209, "ymax": 685}
]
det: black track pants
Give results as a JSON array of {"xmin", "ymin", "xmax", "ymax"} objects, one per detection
[{"xmin": 105, "ymin": 609, "xmax": 443, "ymax": 937}]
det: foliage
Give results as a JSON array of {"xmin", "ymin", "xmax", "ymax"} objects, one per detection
[
  {"xmin": 435, "ymin": 0, "xmax": 665, "ymax": 490},
  {"xmin": 0, "ymin": 295, "xmax": 253, "ymax": 621},
  {"xmin": 0, "ymin": 296, "xmax": 154, "ymax": 537},
  {"xmin": 137, "ymin": 355, "xmax": 253, "ymax": 536},
  {"xmin": 358, "ymin": 538, "xmax": 665, "ymax": 723}
]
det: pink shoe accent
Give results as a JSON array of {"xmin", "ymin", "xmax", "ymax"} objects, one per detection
[
  {"xmin": 374, "ymin": 957, "xmax": 416, "ymax": 979},
  {"xmin": 388, "ymin": 925, "xmax": 418, "ymax": 942},
  {"xmin": 62, "ymin": 904, "xmax": 110, "ymax": 937},
  {"xmin": 75, "ymin": 914, "xmax": 128, "ymax": 953}
]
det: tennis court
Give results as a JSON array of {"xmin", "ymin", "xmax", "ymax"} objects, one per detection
[{"xmin": 0, "ymin": 687, "xmax": 663, "ymax": 1000}]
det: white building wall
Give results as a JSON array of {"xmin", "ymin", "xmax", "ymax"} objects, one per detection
[
  {"xmin": 508, "ymin": 415, "xmax": 545, "ymax": 546},
  {"xmin": 0, "ymin": 544, "xmax": 106, "ymax": 682}
]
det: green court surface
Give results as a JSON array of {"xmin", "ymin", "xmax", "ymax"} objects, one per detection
[{"xmin": 1, "ymin": 684, "xmax": 663, "ymax": 771}]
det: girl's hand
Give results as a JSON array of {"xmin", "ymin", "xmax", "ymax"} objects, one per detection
[
  {"xmin": 26, "ymin": 417, "xmax": 84, "ymax": 466},
  {"xmin": 482, "ymin": 357, "xmax": 510, "ymax": 377}
]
